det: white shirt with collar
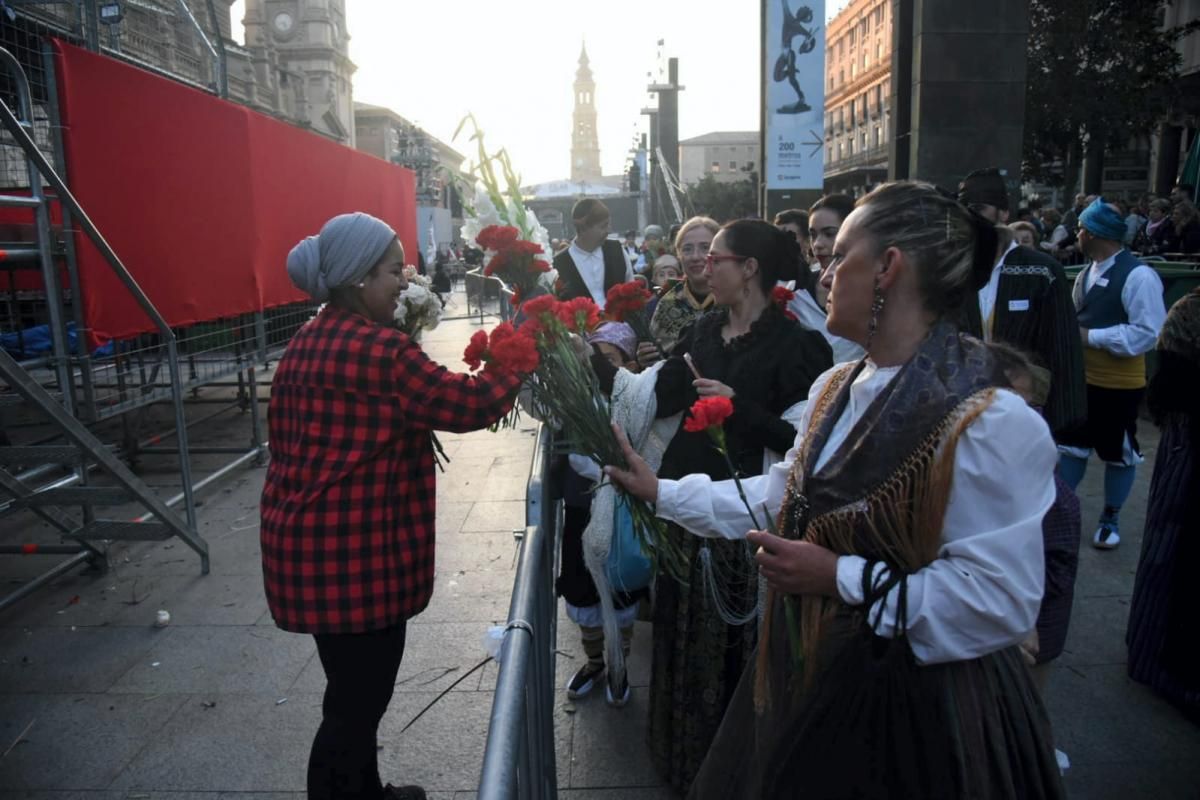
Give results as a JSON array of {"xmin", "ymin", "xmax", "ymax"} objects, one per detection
[
  {"xmin": 653, "ymin": 361, "xmax": 1056, "ymax": 665},
  {"xmin": 977, "ymin": 240, "xmax": 1019, "ymax": 340},
  {"xmin": 1082, "ymin": 250, "xmax": 1166, "ymax": 357},
  {"xmin": 568, "ymin": 239, "xmax": 634, "ymax": 308}
]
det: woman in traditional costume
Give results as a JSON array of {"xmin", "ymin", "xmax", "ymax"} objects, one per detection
[
  {"xmin": 597, "ymin": 218, "xmax": 832, "ymax": 793},
  {"xmin": 607, "ymin": 182, "xmax": 1065, "ymax": 798},
  {"xmin": 1126, "ymin": 287, "xmax": 1200, "ymax": 718}
]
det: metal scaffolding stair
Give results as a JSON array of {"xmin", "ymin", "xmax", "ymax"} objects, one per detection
[
  {"xmin": 0, "ymin": 45, "xmax": 209, "ymax": 612},
  {"xmin": 0, "ymin": 345, "xmax": 209, "ymax": 611}
]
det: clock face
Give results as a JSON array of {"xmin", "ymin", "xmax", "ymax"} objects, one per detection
[{"xmin": 273, "ymin": 12, "xmax": 294, "ymax": 33}]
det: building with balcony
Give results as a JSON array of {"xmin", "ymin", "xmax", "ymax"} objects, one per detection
[{"xmin": 823, "ymin": 0, "xmax": 892, "ymax": 197}]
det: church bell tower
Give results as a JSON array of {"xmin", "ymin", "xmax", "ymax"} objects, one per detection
[{"xmin": 571, "ymin": 43, "xmax": 602, "ymax": 182}]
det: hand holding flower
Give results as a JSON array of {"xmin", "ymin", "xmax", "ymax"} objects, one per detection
[
  {"xmin": 602, "ymin": 423, "xmax": 659, "ymax": 504},
  {"xmin": 692, "ymin": 378, "xmax": 735, "ymax": 398},
  {"xmin": 747, "ymin": 530, "xmax": 839, "ymax": 598}
]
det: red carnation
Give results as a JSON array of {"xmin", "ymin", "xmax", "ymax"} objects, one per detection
[
  {"xmin": 487, "ymin": 328, "xmax": 540, "ymax": 375},
  {"xmin": 477, "ymin": 225, "xmax": 520, "ymax": 252},
  {"xmin": 521, "ymin": 294, "xmax": 559, "ymax": 321},
  {"xmin": 509, "ymin": 240, "xmax": 544, "ymax": 257},
  {"xmin": 771, "ymin": 286, "xmax": 796, "ymax": 307},
  {"xmin": 683, "ymin": 396, "xmax": 735, "ymax": 433},
  {"xmin": 509, "ymin": 285, "xmax": 523, "ymax": 307},
  {"xmin": 604, "ymin": 280, "xmax": 652, "ymax": 323},
  {"xmin": 531, "ymin": 259, "xmax": 552, "ymax": 274},
  {"xmin": 463, "ymin": 330, "xmax": 489, "ymax": 371},
  {"xmin": 556, "ymin": 297, "xmax": 601, "ymax": 334}
]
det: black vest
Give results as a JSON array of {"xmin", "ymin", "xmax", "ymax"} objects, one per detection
[
  {"xmin": 553, "ymin": 240, "xmax": 628, "ymax": 302},
  {"xmin": 1072, "ymin": 249, "xmax": 1141, "ymax": 329}
]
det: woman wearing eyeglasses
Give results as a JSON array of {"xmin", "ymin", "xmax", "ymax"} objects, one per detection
[
  {"xmin": 603, "ymin": 218, "xmax": 833, "ymax": 793},
  {"xmin": 646, "ymin": 216, "xmax": 720, "ymax": 357}
]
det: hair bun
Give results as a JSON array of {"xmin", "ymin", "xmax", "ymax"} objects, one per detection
[{"xmin": 966, "ymin": 209, "xmax": 999, "ymax": 291}]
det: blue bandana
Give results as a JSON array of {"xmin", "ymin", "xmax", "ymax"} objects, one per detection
[{"xmin": 1079, "ymin": 198, "xmax": 1126, "ymax": 241}]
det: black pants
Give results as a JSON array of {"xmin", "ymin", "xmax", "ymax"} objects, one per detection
[{"xmin": 308, "ymin": 622, "xmax": 407, "ymax": 800}]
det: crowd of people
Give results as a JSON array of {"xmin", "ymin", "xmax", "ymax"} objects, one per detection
[
  {"xmin": 257, "ymin": 168, "xmax": 1197, "ymax": 797},
  {"xmin": 1005, "ymin": 184, "xmax": 1200, "ymax": 263}
]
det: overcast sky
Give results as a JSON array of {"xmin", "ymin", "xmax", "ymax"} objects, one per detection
[{"xmin": 232, "ymin": 0, "xmax": 852, "ymax": 184}]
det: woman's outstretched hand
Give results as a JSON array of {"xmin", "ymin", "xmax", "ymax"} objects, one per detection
[
  {"xmin": 603, "ymin": 423, "xmax": 659, "ymax": 504},
  {"xmin": 747, "ymin": 530, "xmax": 839, "ymax": 598}
]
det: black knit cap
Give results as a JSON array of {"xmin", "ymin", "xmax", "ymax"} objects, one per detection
[{"xmin": 957, "ymin": 167, "xmax": 1009, "ymax": 211}]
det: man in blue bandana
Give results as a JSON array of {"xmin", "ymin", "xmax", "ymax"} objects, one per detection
[{"xmin": 1058, "ymin": 199, "xmax": 1167, "ymax": 550}]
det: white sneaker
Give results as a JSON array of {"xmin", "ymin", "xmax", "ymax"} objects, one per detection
[{"xmin": 1092, "ymin": 523, "xmax": 1120, "ymax": 550}]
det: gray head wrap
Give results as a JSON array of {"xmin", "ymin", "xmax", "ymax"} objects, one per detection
[{"xmin": 286, "ymin": 212, "xmax": 398, "ymax": 302}]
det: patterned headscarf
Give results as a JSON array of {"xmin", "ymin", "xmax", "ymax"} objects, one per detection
[
  {"xmin": 588, "ymin": 322, "xmax": 638, "ymax": 362},
  {"xmin": 287, "ymin": 212, "xmax": 397, "ymax": 302}
]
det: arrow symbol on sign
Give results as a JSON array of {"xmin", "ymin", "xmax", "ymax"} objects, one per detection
[{"xmin": 805, "ymin": 129, "xmax": 823, "ymax": 158}]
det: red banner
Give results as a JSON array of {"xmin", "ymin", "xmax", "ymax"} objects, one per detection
[{"xmin": 51, "ymin": 40, "xmax": 418, "ymax": 343}]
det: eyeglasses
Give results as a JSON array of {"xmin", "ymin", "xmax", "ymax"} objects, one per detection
[{"xmin": 703, "ymin": 253, "xmax": 748, "ymax": 268}]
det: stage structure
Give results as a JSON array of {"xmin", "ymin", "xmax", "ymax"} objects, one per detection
[{"xmin": 0, "ymin": 28, "xmax": 420, "ymax": 611}]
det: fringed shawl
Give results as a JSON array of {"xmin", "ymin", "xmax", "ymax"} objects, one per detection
[{"xmin": 755, "ymin": 321, "xmax": 1009, "ymax": 709}]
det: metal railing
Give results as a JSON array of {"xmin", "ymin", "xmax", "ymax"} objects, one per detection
[
  {"xmin": 478, "ymin": 424, "xmax": 560, "ymax": 799},
  {"xmin": 457, "ymin": 267, "xmax": 514, "ymax": 325}
]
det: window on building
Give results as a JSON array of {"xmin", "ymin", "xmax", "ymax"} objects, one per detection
[
  {"xmin": 851, "ymin": 62, "xmax": 857, "ymax": 79},
  {"xmin": 711, "ymin": 161, "xmax": 720, "ymax": 172},
  {"xmin": 849, "ymin": 102, "xmax": 855, "ymax": 127},
  {"xmin": 829, "ymin": 76, "xmax": 834, "ymax": 90},
  {"xmin": 746, "ymin": 161, "xmax": 755, "ymax": 172},
  {"xmin": 877, "ymin": 41, "xmax": 883, "ymax": 62},
  {"xmin": 840, "ymin": 68, "xmax": 845, "ymax": 84},
  {"xmin": 827, "ymin": 145, "xmax": 833, "ymax": 162},
  {"xmin": 729, "ymin": 160, "xmax": 738, "ymax": 170},
  {"xmin": 862, "ymin": 132, "xmax": 868, "ymax": 151},
  {"xmin": 874, "ymin": 125, "xmax": 882, "ymax": 147},
  {"xmin": 848, "ymin": 138, "xmax": 855, "ymax": 156},
  {"xmin": 849, "ymin": 28, "xmax": 855, "ymax": 45}
]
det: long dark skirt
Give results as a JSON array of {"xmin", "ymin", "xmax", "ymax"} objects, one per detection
[
  {"xmin": 1126, "ymin": 414, "xmax": 1200, "ymax": 716},
  {"xmin": 689, "ymin": 604, "xmax": 1065, "ymax": 800},
  {"xmin": 1036, "ymin": 473, "xmax": 1081, "ymax": 663},
  {"xmin": 649, "ymin": 524, "xmax": 758, "ymax": 794}
]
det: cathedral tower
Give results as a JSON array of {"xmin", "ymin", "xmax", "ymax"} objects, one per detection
[
  {"xmin": 571, "ymin": 43, "xmax": 602, "ymax": 182},
  {"xmin": 243, "ymin": 0, "xmax": 357, "ymax": 145}
]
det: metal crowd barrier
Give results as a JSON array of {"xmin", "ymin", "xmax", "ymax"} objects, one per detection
[{"xmin": 478, "ymin": 424, "xmax": 560, "ymax": 799}]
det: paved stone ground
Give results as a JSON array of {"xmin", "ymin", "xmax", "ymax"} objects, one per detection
[{"xmin": 1, "ymin": 286, "xmax": 1197, "ymax": 798}]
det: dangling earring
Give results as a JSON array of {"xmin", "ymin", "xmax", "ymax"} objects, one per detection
[
  {"xmin": 866, "ymin": 276, "xmax": 886, "ymax": 350},
  {"xmin": 357, "ymin": 281, "xmax": 366, "ymax": 289}
]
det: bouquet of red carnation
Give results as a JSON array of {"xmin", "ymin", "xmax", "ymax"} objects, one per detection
[
  {"xmin": 605, "ymin": 280, "xmax": 666, "ymax": 359},
  {"xmin": 770, "ymin": 285, "xmax": 799, "ymax": 321},
  {"xmin": 471, "ymin": 293, "xmax": 686, "ymax": 580},
  {"xmin": 476, "ymin": 224, "xmax": 553, "ymax": 303}
]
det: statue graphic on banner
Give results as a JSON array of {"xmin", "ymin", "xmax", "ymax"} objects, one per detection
[{"xmin": 773, "ymin": 0, "xmax": 819, "ymax": 114}]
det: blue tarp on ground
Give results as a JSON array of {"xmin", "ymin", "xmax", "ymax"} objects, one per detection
[{"xmin": 0, "ymin": 322, "xmax": 112, "ymax": 359}]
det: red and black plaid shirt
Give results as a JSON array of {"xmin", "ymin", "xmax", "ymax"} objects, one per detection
[{"xmin": 260, "ymin": 306, "xmax": 520, "ymax": 633}]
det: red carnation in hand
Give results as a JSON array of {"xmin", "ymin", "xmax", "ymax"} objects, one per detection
[
  {"xmin": 556, "ymin": 297, "xmax": 601, "ymax": 334},
  {"xmin": 604, "ymin": 280, "xmax": 653, "ymax": 323},
  {"xmin": 683, "ymin": 396, "xmax": 735, "ymax": 433},
  {"xmin": 531, "ymin": 259, "xmax": 552, "ymax": 274},
  {"xmin": 487, "ymin": 327, "xmax": 540, "ymax": 375},
  {"xmin": 463, "ymin": 330, "xmax": 489, "ymax": 371}
]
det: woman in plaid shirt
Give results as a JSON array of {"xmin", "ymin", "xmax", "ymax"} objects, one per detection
[{"xmin": 261, "ymin": 213, "xmax": 523, "ymax": 800}]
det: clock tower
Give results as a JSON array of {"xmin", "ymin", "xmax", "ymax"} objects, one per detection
[
  {"xmin": 243, "ymin": 0, "xmax": 356, "ymax": 145},
  {"xmin": 570, "ymin": 42, "xmax": 602, "ymax": 183}
]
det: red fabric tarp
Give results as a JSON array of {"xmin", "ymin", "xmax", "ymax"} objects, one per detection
[{"xmin": 50, "ymin": 40, "xmax": 418, "ymax": 343}]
